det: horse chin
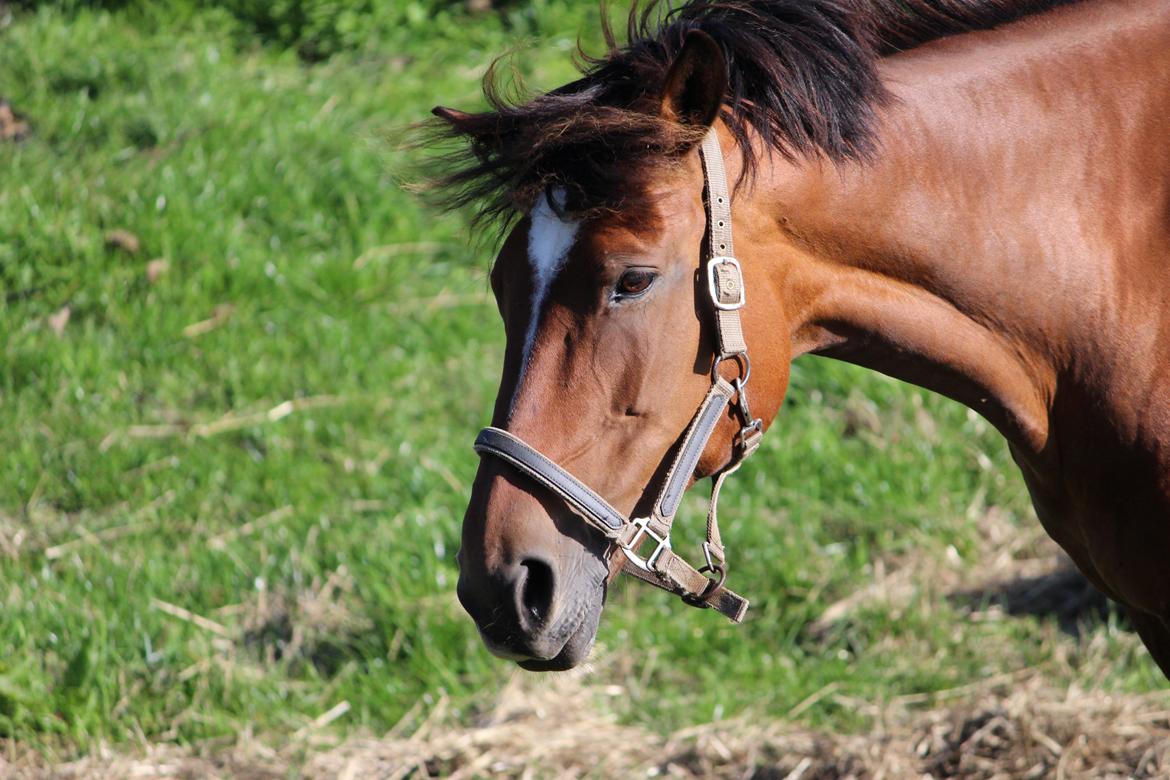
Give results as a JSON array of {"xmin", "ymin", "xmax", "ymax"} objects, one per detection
[{"xmin": 517, "ymin": 593, "xmax": 603, "ymax": 672}]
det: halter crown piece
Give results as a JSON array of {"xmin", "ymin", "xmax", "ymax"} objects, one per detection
[{"xmin": 473, "ymin": 129, "xmax": 764, "ymax": 622}]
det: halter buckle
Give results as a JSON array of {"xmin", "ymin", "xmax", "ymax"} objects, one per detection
[
  {"xmin": 707, "ymin": 256, "xmax": 745, "ymax": 311},
  {"xmin": 619, "ymin": 516, "xmax": 671, "ymax": 572}
]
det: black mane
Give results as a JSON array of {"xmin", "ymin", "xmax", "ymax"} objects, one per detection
[{"xmin": 429, "ymin": 0, "xmax": 1074, "ymax": 227}]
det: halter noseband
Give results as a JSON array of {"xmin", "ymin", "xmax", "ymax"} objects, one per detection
[{"xmin": 473, "ymin": 129, "xmax": 763, "ymax": 623}]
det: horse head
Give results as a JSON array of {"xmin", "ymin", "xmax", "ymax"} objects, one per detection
[{"xmin": 434, "ymin": 31, "xmax": 791, "ymax": 669}]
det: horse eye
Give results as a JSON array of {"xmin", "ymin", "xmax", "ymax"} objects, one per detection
[{"xmin": 615, "ymin": 269, "xmax": 656, "ymax": 298}]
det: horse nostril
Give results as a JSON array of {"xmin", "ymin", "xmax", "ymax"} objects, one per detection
[{"xmin": 518, "ymin": 557, "xmax": 556, "ymax": 628}]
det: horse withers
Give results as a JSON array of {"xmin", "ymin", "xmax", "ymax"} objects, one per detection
[{"xmin": 431, "ymin": 0, "xmax": 1170, "ymax": 674}]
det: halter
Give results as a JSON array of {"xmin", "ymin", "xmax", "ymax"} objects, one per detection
[{"xmin": 473, "ymin": 128, "xmax": 763, "ymax": 623}]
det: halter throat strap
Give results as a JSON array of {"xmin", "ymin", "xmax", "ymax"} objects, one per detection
[{"xmin": 472, "ymin": 127, "xmax": 762, "ymax": 623}]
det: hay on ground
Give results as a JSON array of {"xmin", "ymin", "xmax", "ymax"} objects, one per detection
[{"xmin": 7, "ymin": 671, "xmax": 1169, "ymax": 780}]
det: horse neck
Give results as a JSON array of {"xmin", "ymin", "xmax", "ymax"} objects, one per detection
[{"xmin": 746, "ymin": 0, "xmax": 1170, "ymax": 459}]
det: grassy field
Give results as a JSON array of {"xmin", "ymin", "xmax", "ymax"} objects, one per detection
[{"xmin": 0, "ymin": 0, "xmax": 1163, "ymax": 767}]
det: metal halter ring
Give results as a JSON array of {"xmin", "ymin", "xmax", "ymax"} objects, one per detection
[
  {"xmin": 682, "ymin": 563, "xmax": 727, "ymax": 608},
  {"xmin": 713, "ymin": 352, "xmax": 751, "ymax": 386}
]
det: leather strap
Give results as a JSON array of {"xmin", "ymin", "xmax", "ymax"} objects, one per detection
[
  {"xmin": 473, "ymin": 428, "xmax": 626, "ymax": 539},
  {"xmin": 653, "ymin": 378, "xmax": 735, "ymax": 522},
  {"xmin": 621, "ymin": 551, "xmax": 749, "ymax": 622},
  {"xmin": 701, "ymin": 130, "xmax": 734, "ymax": 259},
  {"xmin": 700, "ymin": 130, "xmax": 749, "ymax": 359}
]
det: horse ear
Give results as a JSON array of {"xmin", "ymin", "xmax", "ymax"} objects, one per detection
[
  {"xmin": 659, "ymin": 30, "xmax": 726, "ymax": 128},
  {"xmin": 432, "ymin": 106, "xmax": 474, "ymax": 128}
]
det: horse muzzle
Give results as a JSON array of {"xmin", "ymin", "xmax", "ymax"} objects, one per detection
[{"xmin": 456, "ymin": 548, "xmax": 606, "ymax": 670}]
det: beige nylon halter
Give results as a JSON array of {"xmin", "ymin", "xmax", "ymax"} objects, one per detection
[{"xmin": 474, "ymin": 127, "xmax": 763, "ymax": 622}]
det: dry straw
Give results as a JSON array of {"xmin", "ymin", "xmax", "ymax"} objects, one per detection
[{"xmin": 7, "ymin": 669, "xmax": 1170, "ymax": 779}]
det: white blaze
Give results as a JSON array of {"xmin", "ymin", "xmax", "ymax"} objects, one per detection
[{"xmin": 510, "ymin": 189, "xmax": 580, "ymax": 414}]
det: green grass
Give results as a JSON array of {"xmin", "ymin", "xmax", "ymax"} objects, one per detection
[{"xmin": 0, "ymin": 0, "xmax": 1162, "ymax": 758}]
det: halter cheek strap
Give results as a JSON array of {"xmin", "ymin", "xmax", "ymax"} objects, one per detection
[{"xmin": 473, "ymin": 128, "xmax": 763, "ymax": 623}]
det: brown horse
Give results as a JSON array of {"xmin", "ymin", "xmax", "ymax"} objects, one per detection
[{"xmin": 432, "ymin": 0, "xmax": 1170, "ymax": 673}]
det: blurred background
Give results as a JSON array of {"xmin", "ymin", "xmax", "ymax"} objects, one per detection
[{"xmin": 1, "ymin": 0, "xmax": 1165, "ymax": 775}]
